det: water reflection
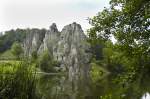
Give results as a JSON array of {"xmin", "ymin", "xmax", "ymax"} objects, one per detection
[
  {"xmin": 36, "ymin": 74, "xmax": 150, "ymax": 99},
  {"xmin": 142, "ymin": 93, "xmax": 150, "ymax": 99},
  {"xmin": 36, "ymin": 74, "xmax": 93, "ymax": 99}
]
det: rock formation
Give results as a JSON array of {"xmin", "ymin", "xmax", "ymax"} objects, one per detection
[
  {"xmin": 23, "ymin": 29, "xmax": 46, "ymax": 56},
  {"xmin": 23, "ymin": 22, "xmax": 91, "ymax": 78},
  {"xmin": 0, "ymin": 32, "xmax": 3, "ymax": 37}
]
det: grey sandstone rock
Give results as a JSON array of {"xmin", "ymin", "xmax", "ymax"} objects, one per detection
[
  {"xmin": 23, "ymin": 22, "xmax": 91, "ymax": 77},
  {"xmin": 23, "ymin": 29, "xmax": 46, "ymax": 57}
]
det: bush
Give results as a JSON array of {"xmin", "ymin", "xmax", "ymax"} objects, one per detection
[
  {"xmin": 11, "ymin": 42, "xmax": 23, "ymax": 60},
  {"xmin": 38, "ymin": 51, "xmax": 59, "ymax": 72}
]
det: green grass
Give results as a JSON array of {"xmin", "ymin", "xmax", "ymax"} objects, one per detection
[
  {"xmin": 0, "ymin": 60, "xmax": 21, "ymax": 74},
  {"xmin": 0, "ymin": 60, "xmax": 38, "ymax": 99}
]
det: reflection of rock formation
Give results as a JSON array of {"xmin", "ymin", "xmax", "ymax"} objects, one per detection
[
  {"xmin": 37, "ymin": 75, "xmax": 92, "ymax": 99},
  {"xmin": 37, "ymin": 73, "xmax": 148, "ymax": 99},
  {"xmin": 23, "ymin": 22, "xmax": 91, "ymax": 78}
]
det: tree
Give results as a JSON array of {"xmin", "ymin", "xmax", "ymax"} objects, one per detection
[
  {"xmin": 11, "ymin": 42, "xmax": 23, "ymax": 59},
  {"xmin": 0, "ymin": 29, "xmax": 26, "ymax": 53},
  {"xmin": 88, "ymin": 0, "xmax": 150, "ymax": 84},
  {"xmin": 38, "ymin": 51, "xmax": 58, "ymax": 72},
  {"xmin": 89, "ymin": 0, "xmax": 150, "ymax": 55}
]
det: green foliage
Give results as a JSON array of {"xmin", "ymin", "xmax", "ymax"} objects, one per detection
[
  {"xmin": 31, "ymin": 51, "xmax": 38, "ymax": 63},
  {"xmin": 88, "ymin": 0, "xmax": 150, "ymax": 86},
  {"xmin": 102, "ymin": 41, "xmax": 114, "ymax": 65},
  {"xmin": 38, "ymin": 51, "xmax": 59, "ymax": 72},
  {"xmin": 89, "ymin": 0, "xmax": 150, "ymax": 57},
  {"xmin": 0, "ymin": 50, "xmax": 16, "ymax": 60},
  {"xmin": 100, "ymin": 94, "xmax": 112, "ymax": 99},
  {"xmin": 11, "ymin": 42, "xmax": 23, "ymax": 59},
  {"xmin": 90, "ymin": 62, "xmax": 109, "ymax": 82},
  {"xmin": 0, "ymin": 29, "xmax": 26, "ymax": 53},
  {"xmin": 0, "ymin": 28, "xmax": 47, "ymax": 53},
  {"xmin": 89, "ymin": 0, "xmax": 150, "ymax": 46},
  {"xmin": 0, "ymin": 61, "xmax": 37, "ymax": 99},
  {"xmin": 0, "ymin": 61, "xmax": 21, "ymax": 73}
]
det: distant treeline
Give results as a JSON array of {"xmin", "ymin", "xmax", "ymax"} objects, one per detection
[{"xmin": 0, "ymin": 28, "xmax": 46, "ymax": 53}]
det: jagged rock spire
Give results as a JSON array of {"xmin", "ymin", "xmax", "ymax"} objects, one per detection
[
  {"xmin": 23, "ymin": 22, "xmax": 91, "ymax": 78},
  {"xmin": 49, "ymin": 23, "xmax": 58, "ymax": 33}
]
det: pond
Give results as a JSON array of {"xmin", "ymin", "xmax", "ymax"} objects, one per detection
[{"xmin": 36, "ymin": 73, "xmax": 150, "ymax": 99}]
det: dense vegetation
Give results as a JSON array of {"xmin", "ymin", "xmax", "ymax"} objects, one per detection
[
  {"xmin": 37, "ymin": 51, "xmax": 60, "ymax": 72},
  {"xmin": 0, "ymin": 61, "xmax": 38, "ymax": 99},
  {"xmin": 0, "ymin": 29, "xmax": 26, "ymax": 53},
  {"xmin": 11, "ymin": 42, "xmax": 24, "ymax": 60},
  {"xmin": 88, "ymin": 0, "xmax": 150, "ymax": 98},
  {"xmin": 0, "ymin": 28, "xmax": 46, "ymax": 54}
]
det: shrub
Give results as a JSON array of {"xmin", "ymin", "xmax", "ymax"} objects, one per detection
[
  {"xmin": 11, "ymin": 42, "xmax": 23, "ymax": 60},
  {"xmin": 38, "ymin": 51, "xmax": 58, "ymax": 72}
]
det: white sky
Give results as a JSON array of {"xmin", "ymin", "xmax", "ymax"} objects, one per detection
[{"xmin": 0, "ymin": 0, "xmax": 110, "ymax": 32}]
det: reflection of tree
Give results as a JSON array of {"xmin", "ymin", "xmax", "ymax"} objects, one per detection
[
  {"xmin": 92, "ymin": 74, "xmax": 150, "ymax": 99},
  {"xmin": 36, "ymin": 75, "xmax": 60, "ymax": 99}
]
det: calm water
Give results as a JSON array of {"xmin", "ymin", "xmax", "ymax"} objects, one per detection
[{"xmin": 36, "ymin": 73, "xmax": 150, "ymax": 99}]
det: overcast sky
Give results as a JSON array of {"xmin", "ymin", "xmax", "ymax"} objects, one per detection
[{"xmin": 0, "ymin": 0, "xmax": 110, "ymax": 32}]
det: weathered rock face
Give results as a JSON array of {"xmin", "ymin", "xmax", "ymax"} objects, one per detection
[
  {"xmin": 23, "ymin": 22, "xmax": 91, "ymax": 77},
  {"xmin": 54, "ymin": 22, "xmax": 91, "ymax": 78},
  {"xmin": 38, "ymin": 23, "xmax": 60, "ymax": 55},
  {"xmin": 23, "ymin": 29, "xmax": 46, "ymax": 56},
  {"xmin": 0, "ymin": 32, "xmax": 3, "ymax": 37}
]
